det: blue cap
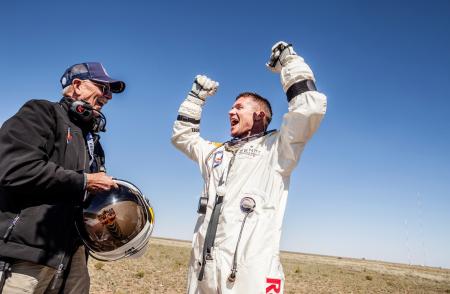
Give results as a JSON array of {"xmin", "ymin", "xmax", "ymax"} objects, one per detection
[{"xmin": 60, "ymin": 62, "xmax": 126, "ymax": 93}]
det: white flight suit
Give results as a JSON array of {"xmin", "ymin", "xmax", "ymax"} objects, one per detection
[{"xmin": 172, "ymin": 56, "xmax": 327, "ymax": 294}]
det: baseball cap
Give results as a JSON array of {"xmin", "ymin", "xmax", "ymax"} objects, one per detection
[{"xmin": 60, "ymin": 62, "xmax": 126, "ymax": 93}]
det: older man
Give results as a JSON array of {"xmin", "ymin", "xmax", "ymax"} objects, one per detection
[
  {"xmin": 172, "ymin": 42, "xmax": 327, "ymax": 293},
  {"xmin": 0, "ymin": 62, "xmax": 122, "ymax": 293}
]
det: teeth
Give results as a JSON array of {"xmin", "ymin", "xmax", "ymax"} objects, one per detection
[{"xmin": 230, "ymin": 116, "xmax": 239, "ymax": 127}]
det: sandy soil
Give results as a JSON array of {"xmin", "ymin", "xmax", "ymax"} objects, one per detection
[{"xmin": 88, "ymin": 237, "xmax": 450, "ymax": 293}]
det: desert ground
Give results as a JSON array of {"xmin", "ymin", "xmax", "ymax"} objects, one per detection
[{"xmin": 88, "ymin": 237, "xmax": 450, "ymax": 294}]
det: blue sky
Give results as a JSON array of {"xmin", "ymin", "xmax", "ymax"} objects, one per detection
[{"xmin": 1, "ymin": 0, "xmax": 449, "ymax": 268}]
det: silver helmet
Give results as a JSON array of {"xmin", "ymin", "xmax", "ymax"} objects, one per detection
[{"xmin": 75, "ymin": 179, "xmax": 155, "ymax": 261}]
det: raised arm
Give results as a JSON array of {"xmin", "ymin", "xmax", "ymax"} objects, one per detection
[
  {"xmin": 267, "ymin": 41, "xmax": 327, "ymax": 175},
  {"xmin": 171, "ymin": 75, "xmax": 220, "ymax": 173}
]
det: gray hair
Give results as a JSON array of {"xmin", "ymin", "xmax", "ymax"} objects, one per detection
[{"xmin": 61, "ymin": 85, "xmax": 73, "ymax": 97}]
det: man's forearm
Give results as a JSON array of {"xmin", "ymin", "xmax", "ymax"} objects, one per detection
[
  {"xmin": 171, "ymin": 75, "xmax": 219, "ymax": 164},
  {"xmin": 177, "ymin": 94, "xmax": 205, "ymax": 123}
]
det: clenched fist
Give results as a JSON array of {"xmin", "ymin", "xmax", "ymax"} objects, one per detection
[
  {"xmin": 189, "ymin": 75, "xmax": 219, "ymax": 101},
  {"xmin": 266, "ymin": 41, "xmax": 297, "ymax": 73},
  {"xmin": 267, "ymin": 41, "xmax": 315, "ymax": 93}
]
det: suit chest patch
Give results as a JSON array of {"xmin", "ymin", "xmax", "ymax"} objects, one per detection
[
  {"xmin": 237, "ymin": 145, "xmax": 262, "ymax": 159},
  {"xmin": 212, "ymin": 150, "xmax": 224, "ymax": 168}
]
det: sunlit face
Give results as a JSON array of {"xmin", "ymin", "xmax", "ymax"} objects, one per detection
[
  {"xmin": 228, "ymin": 96, "xmax": 261, "ymax": 138},
  {"xmin": 74, "ymin": 79, "xmax": 112, "ymax": 112}
]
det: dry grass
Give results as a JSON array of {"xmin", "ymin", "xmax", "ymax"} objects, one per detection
[{"xmin": 89, "ymin": 237, "xmax": 450, "ymax": 293}]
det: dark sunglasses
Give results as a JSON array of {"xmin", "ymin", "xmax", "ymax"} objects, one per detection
[{"xmin": 89, "ymin": 81, "xmax": 112, "ymax": 96}]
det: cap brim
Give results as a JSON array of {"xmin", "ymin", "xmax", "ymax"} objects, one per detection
[{"xmin": 91, "ymin": 77, "xmax": 126, "ymax": 93}]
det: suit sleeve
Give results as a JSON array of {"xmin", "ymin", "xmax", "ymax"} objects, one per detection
[
  {"xmin": 271, "ymin": 56, "xmax": 327, "ymax": 176},
  {"xmin": 171, "ymin": 95, "xmax": 216, "ymax": 177},
  {"xmin": 0, "ymin": 100, "xmax": 85, "ymax": 197}
]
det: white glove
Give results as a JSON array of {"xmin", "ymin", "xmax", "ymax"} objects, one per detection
[
  {"xmin": 189, "ymin": 75, "xmax": 219, "ymax": 101},
  {"xmin": 178, "ymin": 75, "xmax": 219, "ymax": 120},
  {"xmin": 266, "ymin": 41, "xmax": 297, "ymax": 73},
  {"xmin": 267, "ymin": 41, "xmax": 315, "ymax": 93}
]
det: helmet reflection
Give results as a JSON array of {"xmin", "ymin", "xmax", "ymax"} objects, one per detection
[{"xmin": 76, "ymin": 180, "xmax": 154, "ymax": 261}]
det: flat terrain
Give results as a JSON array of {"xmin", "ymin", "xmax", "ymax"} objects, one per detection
[{"xmin": 88, "ymin": 237, "xmax": 450, "ymax": 293}]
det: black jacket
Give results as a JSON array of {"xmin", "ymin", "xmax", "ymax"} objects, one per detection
[{"xmin": 0, "ymin": 98, "xmax": 104, "ymax": 269}]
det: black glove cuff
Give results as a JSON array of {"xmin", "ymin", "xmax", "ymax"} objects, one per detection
[{"xmin": 286, "ymin": 80, "xmax": 317, "ymax": 102}]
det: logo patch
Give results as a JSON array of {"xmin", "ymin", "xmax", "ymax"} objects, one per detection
[
  {"xmin": 212, "ymin": 150, "xmax": 224, "ymax": 168},
  {"xmin": 266, "ymin": 278, "xmax": 281, "ymax": 293},
  {"xmin": 237, "ymin": 145, "xmax": 261, "ymax": 159}
]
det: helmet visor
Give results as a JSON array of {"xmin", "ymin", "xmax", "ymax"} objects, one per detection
[{"xmin": 76, "ymin": 180, "xmax": 153, "ymax": 254}]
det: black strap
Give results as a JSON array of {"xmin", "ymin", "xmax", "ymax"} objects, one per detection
[
  {"xmin": 286, "ymin": 80, "xmax": 317, "ymax": 102},
  {"xmin": 198, "ymin": 195, "xmax": 223, "ymax": 281},
  {"xmin": 177, "ymin": 115, "xmax": 200, "ymax": 125}
]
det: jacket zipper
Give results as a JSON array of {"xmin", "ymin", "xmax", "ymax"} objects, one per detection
[
  {"xmin": 83, "ymin": 139, "xmax": 87, "ymax": 171},
  {"xmin": 51, "ymin": 203, "xmax": 74, "ymax": 291},
  {"xmin": 3, "ymin": 214, "xmax": 20, "ymax": 242},
  {"xmin": 49, "ymin": 131, "xmax": 86, "ymax": 290},
  {"xmin": 50, "ymin": 262, "xmax": 65, "ymax": 290}
]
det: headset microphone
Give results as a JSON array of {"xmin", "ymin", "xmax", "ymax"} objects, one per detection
[
  {"xmin": 91, "ymin": 109, "xmax": 107, "ymax": 133},
  {"xmin": 70, "ymin": 100, "xmax": 94, "ymax": 119},
  {"xmin": 66, "ymin": 99, "xmax": 107, "ymax": 133}
]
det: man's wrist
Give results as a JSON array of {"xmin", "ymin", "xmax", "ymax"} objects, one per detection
[
  {"xmin": 177, "ymin": 95, "xmax": 205, "ymax": 122},
  {"xmin": 186, "ymin": 94, "xmax": 206, "ymax": 106}
]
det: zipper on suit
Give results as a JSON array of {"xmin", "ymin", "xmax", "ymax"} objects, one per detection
[
  {"xmin": 198, "ymin": 150, "xmax": 238, "ymax": 281},
  {"xmin": 224, "ymin": 151, "xmax": 237, "ymax": 184}
]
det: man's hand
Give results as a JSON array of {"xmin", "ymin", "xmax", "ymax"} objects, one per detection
[
  {"xmin": 267, "ymin": 41, "xmax": 315, "ymax": 93},
  {"xmin": 86, "ymin": 172, "xmax": 118, "ymax": 193},
  {"xmin": 189, "ymin": 75, "xmax": 219, "ymax": 101},
  {"xmin": 266, "ymin": 41, "xmax": 297, "ymax": 73}
]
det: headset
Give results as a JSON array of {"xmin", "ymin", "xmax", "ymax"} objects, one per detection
[{"xmin": 63, "ymin": 98, "xmax": 107, "ymax": 133}]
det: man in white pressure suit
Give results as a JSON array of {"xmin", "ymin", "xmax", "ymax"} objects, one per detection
[{"xmin": 171, "ymin": 41, "xmax": 327, "ymax": 293}]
